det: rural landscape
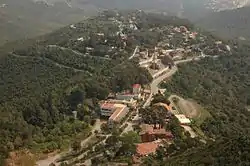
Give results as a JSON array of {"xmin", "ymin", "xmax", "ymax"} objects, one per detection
[{"xmin": 1, "ymin": 1, "xmax": 250, "ymax": 166}]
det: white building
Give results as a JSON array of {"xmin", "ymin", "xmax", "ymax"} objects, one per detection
[{"xmin": 175, "ymin": 114, "xmax": 191, "ymax": 124}]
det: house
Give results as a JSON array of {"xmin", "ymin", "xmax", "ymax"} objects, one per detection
[
  {"xmin": 133, "ymin": 84, "xmax": 141, "ymax": 94},
  {"xmin": 106, "ymin": 99, "xmax": 136, "ymax": 108},
  {"xmin": 100, "ymin": 103, "xmax": 116, "ymax": 117},
  {"xmin": 77, "ymin": 37, "xmax": 84, "ymax": 41},
  {"xmin": 139, "ymin": 124, "xmax": 173, "ymax": 142},
  {"xmin": 86, "ymin": 47, "xmax": 94, "ymax": 52},
  {"xmin": 70, "ymin": 24, "xmax": 76, "ymax": 29},
  {"xmin": 97, "ymin": 33, "xmax": 105, "ymax": 36},
  {"xmin": 136, "ymin": 140, "xmax": 162, "ymax": 157},
  {"xmin": 180, "ymin": 26, "xmax": 188, "ymax": 33},
  {"xmin": 189, "ymin": 32, "xmax": 198, "ymax": 39},
  {"xmin": 175, "ymin": 114, "xmax": 191, "ymax": 124},
  {"xmin": 108, "ymin": 104, "xmax": 128, "ymax": 126},
  {"xmin": 116, "ymin": 94, "xmax": 135, "ymax": 101}
]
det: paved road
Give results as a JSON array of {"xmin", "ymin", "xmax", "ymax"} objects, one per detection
[
  {"xmin": 143, "ymin": 58, "xmax": 195, "ymax": 108},
  {"xmin": 36, "ymin": 119, "xmax": 102, "ymax": 166},
  {"xmin": 128, "ymin": 46, "xmax": 139, "ymax": 60}
]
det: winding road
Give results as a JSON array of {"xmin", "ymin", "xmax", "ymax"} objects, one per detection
[
  {"xmin": 143, "ymin": 57, "xmax": 199, "ymax": 108},
  {"xmin": 10, "ymin": 53, "xmax": 92, "ymax": 74},
  {"xmin": 128, "ymin": 46, "xmax": 139, "ymax": 60},
  {"xmin": 48, "ymin": 45, "xmax": 111, "ymax": 61}
]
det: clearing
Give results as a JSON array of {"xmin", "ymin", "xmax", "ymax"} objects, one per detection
[{"xmin": 170, "ymin": 95, "xmax": 211, "ymax": 126}]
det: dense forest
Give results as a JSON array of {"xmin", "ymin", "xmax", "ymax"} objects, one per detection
[{"xmin": 156, "ymin": 42, "xmax": 250, "ymax": 165}]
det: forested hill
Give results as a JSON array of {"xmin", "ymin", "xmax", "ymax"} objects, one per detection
[
  {"xmin": 158, "ymin": 42, "xmax": 250, "ymax": 165},
  {"xmin": 0, "ymin": 0, "xmax": 97, "ymax": 46},
  {"xmin": 0, "ymin": 11, "xmax": 194, "ymax": 165},
  {"xmin": 196, "ymin": 6, "xmax": 250, "ymax": 41}
]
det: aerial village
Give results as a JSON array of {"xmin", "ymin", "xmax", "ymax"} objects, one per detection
[
  {"xmin": 43, "ymin": 11, "xmax": 232, "ymax": 166},
  {"xmin": 98, "ymin": 80, "xmax": 196, "ymax": 164}
]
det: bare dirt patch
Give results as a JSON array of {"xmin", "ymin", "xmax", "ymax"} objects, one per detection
[
  {"xmin": 5, "ymin": 150, "xmax": 36, "ymax": 166},
  {"xmin": 178, "ymin": 98, "xmax": 199, "ymax": 118},
  {"xmin": 170, "ymin": 95, "xmax": 211, "ymax": 125}
]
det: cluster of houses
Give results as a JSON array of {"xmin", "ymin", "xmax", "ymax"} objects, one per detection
[
  {"xmin": 133, "ymin": 102, "xmax": 193, "ymax": 163},
  {"xmin": 134, "ymin": 123, "xmax": 174, "ymax": 163},
  {"xmin": 100, "ymin": 84, "xmax": 142, "ymax": 127}
]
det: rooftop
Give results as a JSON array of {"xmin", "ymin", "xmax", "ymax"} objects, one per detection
[
  {"xmin": 140, "ymin": 124, "xmax": 172, "ymax": 136},
  {"xmin": 133, "ymin": 84, "xmax": 141, "ymax": 88},
  {"xmin": 109, "ymin": 106, "xmax": 127, "ymax": 122},
  {"xmin": 114, "ymin": 103, "xmax": 126, "ymax": 108},
  {"xmin": 175, "ymin": 114, "xmax": 191, "ymax": 124},
  {"xmin": 101, "ymin": 103, "xmax": 115, "ymax": 110},
  {"xmin": 136, "ymin": 141, "xmax": 161, "ymax": 156}
]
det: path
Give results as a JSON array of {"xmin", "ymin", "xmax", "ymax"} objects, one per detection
[
  {"xmin": 10, "ymin": 53, "xmax": 91, "ymax": 74},
  {"xmin": 128, "ymin": 46, "xmax": 139, "ymax": 60},
  {"xmin": 48, "ymin": 45, "xmax": 111, "ymax": 61},
  {"xmin": 181, "ymin": 125, "xmax": 197, "ymax": 138}
]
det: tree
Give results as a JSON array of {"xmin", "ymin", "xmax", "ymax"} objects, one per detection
[
  {"xmin": 14, "ymin": 136, "xmax": 23, "ymax": 148},
  {"xmin": 91, "ymin": 157, "xmax": 101, "ymax": 165},
  {"xmin": 165, "ymin": 116, "xmax": 184, "ymax": 139},
  {"xmin": 155, "ymin": 146, "xmax": 166, "ymax": 161},
  {"xmin": 105, "ymin": 135, "xmax": 119, "ymax": 146},
  {"xmin": 59, "ymin": 162, "xmax": 68, "ymax": 166},
  {"xmin": 118, "ymin": 131, "xmax": 141, "ymax": 156},
  {"xmin": 71, "ymin": 139, "xmax": 81, "ymax": 151},
  {"xmin": 151, "ymin": 94, "xmax": 170, "ymax": 105}
]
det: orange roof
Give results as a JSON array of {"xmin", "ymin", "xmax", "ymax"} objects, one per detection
[
  {"xmin": 133, "ymin": 84, "xmax": 141, "ymax": 88},
  {"xmin": 101, "ymin": 103, "xmax": 115, "ymax": 110},
  {"xmin": 109, "ymin": 106, "xmax": 126, "ymax": 121},
  {"xmin": 136, "ymin": 142, "xmax": 161, "ymax": 156},
  {"xmin": 154, "ymin": 103, "xmax": 172, "ymax": 111}
]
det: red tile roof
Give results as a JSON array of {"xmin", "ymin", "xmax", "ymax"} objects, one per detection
[
  {"xmin": 109, "ymin": 106, "xmax": 126, "ymax": 122},
  {"xmin": 136, "ymin": 142, "xmax": 161, "ymax": 156},
  {"xmin": 101, "ymin": 103, "xmax": 115, "ymax": 110},
  {"xmin": 133, "ymin": 84, "xmax": 141, "ymax": 88}
]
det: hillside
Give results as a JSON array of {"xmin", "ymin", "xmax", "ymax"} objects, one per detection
[
  {"xmin": 2, "ymin": 0, "xmax": 249, "ymax": 46},
  {"xmin": 39, "ymin": 0, "xmax": 250, "ymax": 19},
  {"xmin": 0, "ymin": 11, "xmax": 197, "ymax": 165},
  {"xmin": 0, "ymin": 0, "xmax": 98, "ymax": 45},
  {"xmin": 153, "ymin": 42, "xmax": 250, "ymax": 165},
  {"xmin": 197, "ymin": 6, "xmax": 250, "ymax": 41}
]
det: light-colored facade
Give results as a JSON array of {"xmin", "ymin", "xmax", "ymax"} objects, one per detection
[{"xmin": 175, "ymin": 114, "xmax": 191, "ymax": 124}]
